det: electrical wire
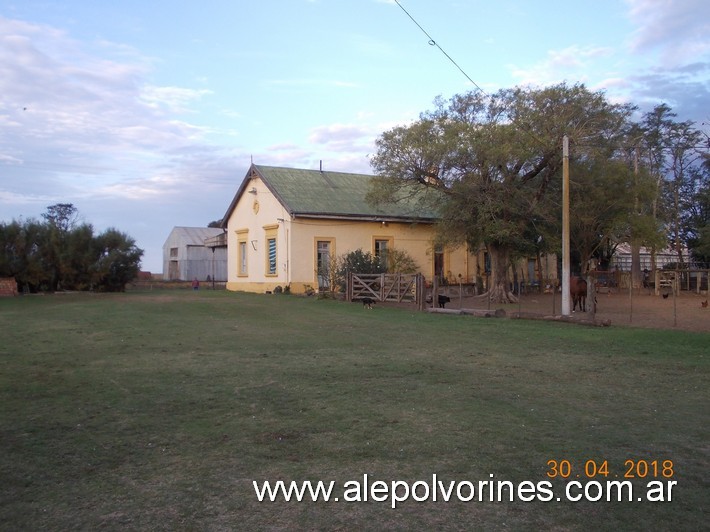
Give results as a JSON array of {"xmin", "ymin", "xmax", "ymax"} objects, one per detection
[
  {"xmin": 391, "ymin": 1, "xmax": 555, "ymax": 149},
  {"xmin": 393, "ymin": 0, "xmax": 485, "ymax": 95},
  {"xmin": 391, "ymin": 2, "xmax": 710, "ymax": 155},
  {"xmin": 392, "ymin": 0, "xmax": 710, "ymax": 168}
]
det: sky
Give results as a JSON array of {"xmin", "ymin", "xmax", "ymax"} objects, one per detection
[{"xmin": 1, "ymin": 0, "xmax": 709, "ymax": 273}]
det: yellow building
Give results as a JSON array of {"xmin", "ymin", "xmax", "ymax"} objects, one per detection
[{"xmin": 221, "ymin": 164, "xmax": 486, "ymax": 294}]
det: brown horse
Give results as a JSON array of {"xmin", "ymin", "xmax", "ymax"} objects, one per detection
[{"xmin": 570, "ymin": 276, "xmax": 587, "ymax": 312}]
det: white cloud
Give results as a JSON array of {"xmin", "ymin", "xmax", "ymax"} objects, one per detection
[
  {"xmin": 510, "ymin": 45, "xmax": 615, "ymax": 87},
  {"xmin": 625, "ymin": 0, "xmax": 710, "ymax": 65},
  {"xmin": 140, "ymin": 86, "xmax": 214, "ymax": 113},
  {"xmin": 309, "ymin": 123, "xmax": 372, "ymax": 145},
  {"xmin": 0, "ymin": 15, "xmax": 229, "ymax": 198}
]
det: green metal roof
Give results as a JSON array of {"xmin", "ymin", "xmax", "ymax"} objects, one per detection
[{"xmin": 251, "ymin": 164, "xmax": 441, "ymax": 221}]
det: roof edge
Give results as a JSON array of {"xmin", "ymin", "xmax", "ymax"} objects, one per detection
[{"xmin": 292, "ymin": 212, "xmax": 437, "ymax": 223}]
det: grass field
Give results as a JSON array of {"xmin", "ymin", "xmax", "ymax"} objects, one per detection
[{"xmin": 0, "ymin": 290, "xmax": 708, "ymax": 530}]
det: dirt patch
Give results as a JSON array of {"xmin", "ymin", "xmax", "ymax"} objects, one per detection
[{"xmin": 425, "ymin": 290, "xmax": 710, "ymax": 333}]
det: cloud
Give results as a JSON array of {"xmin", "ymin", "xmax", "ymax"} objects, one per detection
[
  {"xmin": 626, "ymin": 64, "xmax": 710, "ymax": 121},
  {"xmin": 506, "ymin": 3, "xmax": 710, "ymax": 125},
  {"xmin": 622, "ymin": 0, "xmax": 710, "ymax": 122},
  {"xmin": 509, "ymin": 45, "xmax": 615, "ymax": 87},
  {"xmin": 0, "ymin": 16, "xmax": 235, "ymax": 205},
  {"xmin": 309, "ymin": 123, "xmax": 373, "ymax": 147},
  {"xmin": 140, "ymin": 86, "xmax": 214, "ymax": 114},
  {"xmin": 625, "ymin": 0, "xmax": 710, "ymax": 65}
]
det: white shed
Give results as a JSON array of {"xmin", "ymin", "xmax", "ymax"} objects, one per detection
[{"xmin": 162, "ymin": 227, "xmax": 228, "ymax": 281}]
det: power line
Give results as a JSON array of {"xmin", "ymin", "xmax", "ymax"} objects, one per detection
[
  {"xmin": 393, "ymin": 0, "xmax": 485, "ymax": 95},
  {"xmin": 392, "ymin": 2, "xmax": 710, "ymax": 156},
  {"xmin": 392, "ymin": 1, "xmax": 553, "ymax": 149}
]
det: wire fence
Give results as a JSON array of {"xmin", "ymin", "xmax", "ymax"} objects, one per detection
[{"xmin": 425, "ymin": 270, "xmax": 709, "ymax": 332}]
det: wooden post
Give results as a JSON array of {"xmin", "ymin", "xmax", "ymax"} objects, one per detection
[
  {"xmin": 417, "ymin": 274, "xmax": 425, "ymax": 311},
  {"xmin": 432, "ymin": 275, "xmax": 438, "ymax": 309},
  {"xmin": 673, "ymin": 267, "xmax": 678, "ymax": 327},
  {"xmin": 629, "ymin": 268, "xmax": 633, "ymax": 323},
  {"xmin": 459, "ymin": 274, "xmax": 463, "ymax": 308},
  {"xmin": 552, "ymin": 279, "xmax": 556, "ymax": 316},
  {"xmin": 587, "ymin": 273, "xmax": 596, "ymax": 318}
]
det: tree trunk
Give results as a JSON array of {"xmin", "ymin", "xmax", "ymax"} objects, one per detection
[{"xmin": 486, "ymin": 244, "xmax": 518, "ymax": 303}]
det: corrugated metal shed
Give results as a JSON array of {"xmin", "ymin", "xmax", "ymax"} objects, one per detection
[
  {"xmin": 163, "ymin": 227, "xmax": 228, "ymax": 281},
  {"xmin": 172, "ymin": 227, "xmax": 224, "ymax": 246}
]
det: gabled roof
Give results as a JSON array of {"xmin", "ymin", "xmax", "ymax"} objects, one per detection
[
  {"xmin": 221, "ymin": 164, "xmax": 441, "ymax": 226},
  {"xmin": 165, "ymin": 227, "xmax": 224, "ymax": 247}
]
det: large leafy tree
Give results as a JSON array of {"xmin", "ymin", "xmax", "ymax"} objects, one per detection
[
  {"xmin": 370, "ymin": 83, "xmax": 635, "ymax": 302},
  {"xmin": 0, "ymin": 204, "xmax": 143, "ymax": 292},
  {"xmin": 92, "ymin": 228, "xmax": 143, "ymax": 292},
  {"xmin": 569, "ymin": 158, "xmax": 635, "ymax": 271},
  {"xmin": 639, "ymin": 104, "xmax": 708, "ymax": 269},
  {"xmin": 683, "ymin": 156, "xmax": 710, "ymax": 266},
  {"xmin": 41, "ymin": 203, "xmax": 80, "ymax": 290}
]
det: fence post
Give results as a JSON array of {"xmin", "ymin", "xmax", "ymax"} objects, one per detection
[
  {"xmin": 416, "ymin": 274, "xmax": 423, "ymax": 311},
  {"xmin": 587, "ymin": 273, "xmax": 596, "ymax": 317},
  {"xmin": 459, "ymin": 276, "xmax": 463, "ymax": 308},
  {"xmin": 432, "ymin": 275, "xmax": 438, "ymax": 309},
  {"xmin": 346, "ymin": 271, "xmax": 352, "ymax": 302}
]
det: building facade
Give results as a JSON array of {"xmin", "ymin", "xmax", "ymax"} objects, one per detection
[{"xmin": 221, "ymin": 165, "xmax": 493, "ymax": 294}]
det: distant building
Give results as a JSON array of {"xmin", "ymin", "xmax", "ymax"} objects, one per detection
[
  {"xmin": 610, "ymin": 243, "xmax": 690, "ymax": 271},
  {"xmin": 162, "ymin": 227, "xmax": 227, "ymax": 281}
]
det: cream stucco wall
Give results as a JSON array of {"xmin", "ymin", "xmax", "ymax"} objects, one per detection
[{"xmin": 225, "ymin": 175, "xmax": 292, "ymax": 292}]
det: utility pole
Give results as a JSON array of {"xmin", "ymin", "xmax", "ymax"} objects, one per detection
[{"xmin": 561, "ymin": 135, "xmax": 571, "ymax": 316}]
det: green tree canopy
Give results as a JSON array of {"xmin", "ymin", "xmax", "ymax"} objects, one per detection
[
  {"xmin": 370, "ymin": 82, "xmax": 636, "ymax": 302},
  {"xmin": 0, "ymin": 204, "xmax": 143, "ymax": 292}
]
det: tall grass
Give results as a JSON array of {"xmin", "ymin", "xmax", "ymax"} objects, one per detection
[{"xmin": 0, "ymin": 291, "xmax": 707, "ymax": 530}]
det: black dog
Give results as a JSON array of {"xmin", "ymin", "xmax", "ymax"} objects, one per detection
[
  {"xmin": 437, "ymin": 295, "xmax": 451, "ymax": 308},
  {"xmin": 361, "ymin": 297, "xmax": 375, "ymax": 309}
]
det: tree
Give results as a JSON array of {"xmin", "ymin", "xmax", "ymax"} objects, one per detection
[
  {"xmin": 0, "ymin": 206, "xmax": 143, "ymax": 292},
  {"xmin": 569, "ymin": 157, "xmax": 637, "ymax": 271},
  {"xmin": 385, "ymin": 248, "xmax": 419, "ymax": 274},
  {"xmin": 0, "ymin": 219, "xmax": 51, "ymax": 291},
  {"xmin": 683, "ymin": 157, "xmax": 710, "ymax": 266},
  {"xmin": 40, "ymin": 203, "xmax": 80, "ymax": 290},
  {"xmin": 62, "ymin": 223, "xmax": 97, "ymax": 290},
  {"xmin": 664, "ymin": 120, "xmax": 704, "ymax": 265},
  {"xmin": 370, "ymin": 83, "xmax": 635, "ymax": 302},
  {"xmin": 567, "ymin": 134, "xmax": 665, "ymax": 275},
  {"xmin": 41, "ymin": 203, "xmax": 80, "ymax": 234},
  {"xmin": 92, "ymin": 229, "xmax": 143, "ymax": 292},
  {"xmin": 639, "ymin": 105, "xmax": 708, "ymax": 269}
]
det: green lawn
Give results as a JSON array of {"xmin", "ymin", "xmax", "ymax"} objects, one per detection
[{"xmin": 0, "ymin": 291, "xmax": 707, "ymax": 530}]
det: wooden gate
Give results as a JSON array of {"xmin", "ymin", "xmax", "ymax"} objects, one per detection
[{"xmin": 347, "ymin": 272, "xmax": 425, "ymax": 310}]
